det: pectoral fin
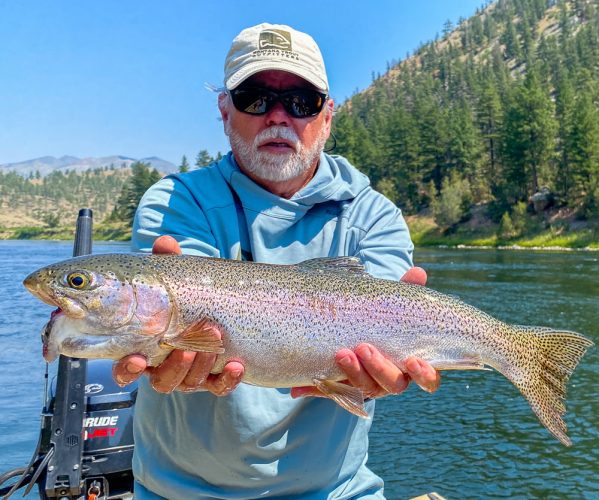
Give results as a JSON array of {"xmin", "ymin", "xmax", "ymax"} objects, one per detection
[
  {"xmin": 160, "ymin": 318, "xmax": 225, "ymax": 354},
  {"xmin": 313, "ymin": 379, "xmax": 369, "ymax": 418}
]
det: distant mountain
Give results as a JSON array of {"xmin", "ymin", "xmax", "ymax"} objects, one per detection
[{"xmin": 0, "ymin": 155, "xmax": 178, "ymax": 177}]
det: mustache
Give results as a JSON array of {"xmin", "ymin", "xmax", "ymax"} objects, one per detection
[{"xmin": 253, "ymin": 126, "xmax": 300, "ymax": 151}]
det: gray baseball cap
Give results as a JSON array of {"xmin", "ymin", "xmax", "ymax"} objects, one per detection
[{"xmin": 224, "ymin": 23, "xmax": 329, "ymax": 92}]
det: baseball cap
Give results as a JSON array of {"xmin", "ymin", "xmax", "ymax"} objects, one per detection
[{"xmin": 224, "ymin": 23, "xmax": 329, "ymax": 92}]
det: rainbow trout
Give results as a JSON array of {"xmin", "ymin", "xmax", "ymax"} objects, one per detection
[{"xmin": 23, "ymin": 253, "xmax": 593, "ymax": 446}]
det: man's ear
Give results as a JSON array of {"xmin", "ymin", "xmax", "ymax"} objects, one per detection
[
  {"xmin": 218, "ymin": 93, "xmax": 230, "ymax": 136},
  {"xmin": 324, "ymin": 98, "xmax": 335, "ymax": 133}
]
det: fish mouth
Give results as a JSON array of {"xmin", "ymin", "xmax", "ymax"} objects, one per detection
[
  {"xmin": 42, "ymin": 339, "xmax": 53, "ymax": 362},
  {"xmin": 23, "ymin": 276, "xmax": 60, "ymax": 308},
  {"xmin": 41, "ymin": 308, "xmax": 63, "ymax": 362},
  {"xmin": 24, "ymin": 277, "xmax": 86, "ymax": 319}
]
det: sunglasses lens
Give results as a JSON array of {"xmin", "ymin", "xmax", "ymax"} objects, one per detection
[
  {"xmin": 283, "ymin": 90, "xmax": 325, "ymax": 118},
  {"xmin": 230, "ymin": 89, "xmax": 271, "ymax": 114},
  {"xmin": 231, "ymin": 88, "xmax": 327, "ymax": 118}
]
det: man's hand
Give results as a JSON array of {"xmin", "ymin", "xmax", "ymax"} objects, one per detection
[
  {"xmin": 112, "ymin": 235, "xmax": 244, "ymax": 395},
  {"xmin": 291, "ymin": 266, "xmax": 440, "ymax": 400}
]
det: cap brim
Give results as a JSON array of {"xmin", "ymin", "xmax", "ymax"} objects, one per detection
[{"xmin": 226, "ymin": 60, "xmax": 328, "ymax": 93}]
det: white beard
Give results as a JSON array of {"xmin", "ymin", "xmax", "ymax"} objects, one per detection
[{"xmin": 227, "ymin": 124, "xmax": 328, "ymax": 182}]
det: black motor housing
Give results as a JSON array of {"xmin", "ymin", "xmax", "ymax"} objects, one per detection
[{"xmin": 44, "ymin": 360, "xmax": 137, "ymax": 499}]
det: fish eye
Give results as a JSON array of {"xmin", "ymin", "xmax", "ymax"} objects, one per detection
[{"xmin": 66, "ymin": 272, "xmax": 89, "ymax": 290}]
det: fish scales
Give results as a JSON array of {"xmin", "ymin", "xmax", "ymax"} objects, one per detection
[
  {"xmin": 151, "ymin": 256, "xmax": 484, "ymax": 384},
  {"xmin": 23, "ymin": 253, "xmax": 593, "ymax": 446}
]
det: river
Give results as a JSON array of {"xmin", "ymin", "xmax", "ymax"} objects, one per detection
[{"xmin": 0, "ymin": 241, "xmax": 597, "ymax": 498}]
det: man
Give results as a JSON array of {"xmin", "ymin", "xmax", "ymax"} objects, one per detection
[{"xmin": 113, "ymin": 23, "xmax": 439, "ymax": 499}]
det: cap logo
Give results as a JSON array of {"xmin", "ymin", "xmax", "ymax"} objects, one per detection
[{"xmin": 259, "ymin": 29, "xmax": 292, "ymax": 51}]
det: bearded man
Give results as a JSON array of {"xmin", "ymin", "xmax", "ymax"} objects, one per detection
[{"xmin": 114, "ymin": 23, "xmax": 439, "ymax": 499}]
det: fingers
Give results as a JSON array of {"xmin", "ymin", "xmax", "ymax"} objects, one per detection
[
  {"xmin": 148, "ymin": 350, "xmax": 197, "ymax": 392},
  {"xmin": 113, "ymin": 354, "xmax": 148, "ymax": 386},
  {"xmin": 291, "ymin": 344, "xmax": 411, "ymax": 400},
  {"xmin": 197, "ymin": 361, "xmax": 244, "ymax": 396},
  {"xmin": 350, "ymin": 345, "xmax": 411, "ymax": 397},
  {"xmin": 152, "ymin": 235, "xmax": 182, "ymax": 255},
  {"xmin": 147, "ymin": 350, "xmax": 244, "ymax": 396},
  {"xmin": 400, "ymin": 266, "xmax": 427, "ymax": 286},
  {"xmin": 291, "ymin": 346, "xmax": 441, "ymax": 401},
  {"xmin": 176, "ymin": 352, "xmax": 218, "ymax": 391},
  {"xmin": 404, "ymin": 357, "xmax": 441, "ymax": 393},
  {"xmin": 290, "ymin": 347, "xmax": 382, "ymax": 400},
  {"xmin": 115, "ymin": 348, "xmax": 244, "ymax": 396}
]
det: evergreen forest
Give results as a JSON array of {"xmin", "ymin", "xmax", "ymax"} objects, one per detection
[{"xmin": 332, "ymin": 0, "xmax": 599, "ymax": 245}]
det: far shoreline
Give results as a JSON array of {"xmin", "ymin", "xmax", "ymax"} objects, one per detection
[{"xmin": 2, "ymin": 237, "xmax": 599, "ymax": 253}]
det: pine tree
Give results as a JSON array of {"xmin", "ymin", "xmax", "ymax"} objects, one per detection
[
  {"xmin": 179, "ymin": 155, "xmax": 190, "ymax": 173},
  {"xmin": 555, "ymin": 71, "xmax": 576, "ymax": 200},
  {"xmin": 385, "ymin": 102, "xmax": 421, "ymax": 211},
  {"xmin": 501, "ymin": 69, "xmax": 557, "ymax": 200},
  {"xmin": 111, "ymin": 162, "xmax": 162, "ymax": 227},
  {"xmin": 470, "ymin": 15, "xmax": 485, "ymax": 46},
  {"xmin": 442, "ymin": 19, "xmax": 454, "ymax": 39},
  {"xmin": 568, "ymin": 72, "xmax": 599, "ymax": 213},
  {"xmin": 195, "ymin": 150, "xmax": 213, "ymax": 169},
  {"xmin": 502, "ymin": 15, "xmax": 523, "ymax": 61},
  {"xmin": 446, "ymin": 99, "xmax": 484, "ymax": 195},
  {"xmin": 477, "ymin": 78, "xmax": 503, "ymax": 198}
]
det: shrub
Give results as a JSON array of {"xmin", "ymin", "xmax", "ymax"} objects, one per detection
[
  {"xmin": 431, "ymin": 172, "xmax": 472, "ymax": 228},
  {"xmin": 375, "ymin": 177, "xmax": 397, "ymax": 204},
  {"xmin": 511, "ymin": 201, "xmax": 528, "ymax": 235},
  {"xmin": 498, "ymin": 212, "xmax": 516, "ymax": 239}
]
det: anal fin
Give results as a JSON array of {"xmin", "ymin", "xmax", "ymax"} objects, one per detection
[
  {"xmin": 428, "ymin": 357, "xmax": 491, "ymax": 371},
  {"xmin": 313, "ymin": 379, "xmax": 369, "ymax": 418},
  {"xmin": 160, "ymin": 318, "xmax": 225, "ymax": 354}
]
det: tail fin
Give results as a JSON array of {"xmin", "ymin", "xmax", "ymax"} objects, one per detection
[{"xmin": 503, "ymin": 326, "xmax": 593, "ymax": 446}]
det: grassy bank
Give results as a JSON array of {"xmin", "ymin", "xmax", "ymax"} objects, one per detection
[
  {"xmin": 2, "ymin": 216, "xmax": 598, "ymax": 250},
  {"xmin": 0, "ymin": 221, "xmax": 131, "ymax": 242},
  {"xmin": 407, "ymin": 215, "xmax": 599, "ymax": 250}
]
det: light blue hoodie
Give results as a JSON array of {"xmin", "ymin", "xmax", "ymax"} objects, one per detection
[{"xmin": 131, "ymin": 152, "xmax": 414, "ymax": 499}]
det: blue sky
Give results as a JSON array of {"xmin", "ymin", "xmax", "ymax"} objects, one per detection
[{"xmin": 0, "ymin": 0, "xmax": 486, "ymax": 165}]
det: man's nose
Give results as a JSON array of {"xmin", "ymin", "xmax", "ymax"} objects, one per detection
[{"xmin": 265, "ymin": 101, "xmax": 290, "ymax": 126}]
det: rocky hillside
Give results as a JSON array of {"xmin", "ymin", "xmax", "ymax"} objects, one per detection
[{"xmin": 333, "ymin": 0, "xmax": 599, "ymax": 245}]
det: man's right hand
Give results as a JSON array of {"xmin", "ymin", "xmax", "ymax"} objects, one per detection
[{"xmin": 112, "ymin": 235, "xmax": 245, "ymax": 395}]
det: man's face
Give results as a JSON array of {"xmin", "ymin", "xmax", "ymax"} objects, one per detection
[{"xmin": 219, "ymin": 70, "xmax": 334, "ymax": 183}]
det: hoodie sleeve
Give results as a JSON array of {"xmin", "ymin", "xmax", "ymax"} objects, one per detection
[
  {"xmin": 131, "ymin": 176, "xmax": 219, "ymax": 257},
  {"xmin": 350, "ymin": 189, "xmax": 414, "ymax": 282}
]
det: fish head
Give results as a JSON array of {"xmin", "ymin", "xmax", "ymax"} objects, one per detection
[{"xmin": 23, "ymin": 254, "xmax": 173, "ymax": 361}]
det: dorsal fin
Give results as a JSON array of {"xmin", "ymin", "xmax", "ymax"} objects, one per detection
[{"xmin": 296, "ymin": 257, "xmax": 367, "ymax": 276}]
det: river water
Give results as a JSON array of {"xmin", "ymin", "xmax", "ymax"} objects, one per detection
[{"xmin": 0, "ymin": 241, "xmax": 597, "ymax": 498}]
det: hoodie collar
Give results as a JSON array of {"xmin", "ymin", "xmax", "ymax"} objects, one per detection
[{"xmin": 217, "ymin": 152, "xmax": 369, "ymax": 219}]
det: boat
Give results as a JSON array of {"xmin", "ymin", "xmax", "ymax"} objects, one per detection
[{"xmin": 0, "ymin": 209, "xmax": 136, "ymax": 499}]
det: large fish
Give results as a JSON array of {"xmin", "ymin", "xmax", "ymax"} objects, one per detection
[{"xmin": 23, "ymin": 253, "xmax": 593, "ymax": 446}]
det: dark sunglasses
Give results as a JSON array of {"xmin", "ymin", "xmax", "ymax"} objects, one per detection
[{"xmin": 229, "ymin": 86, "xmax": 328, "ymax": 118}]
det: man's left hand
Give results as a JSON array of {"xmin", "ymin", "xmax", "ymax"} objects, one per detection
[{"xmin": 290, "ymin": 266, "xmax": 440, "ymax": 400}]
